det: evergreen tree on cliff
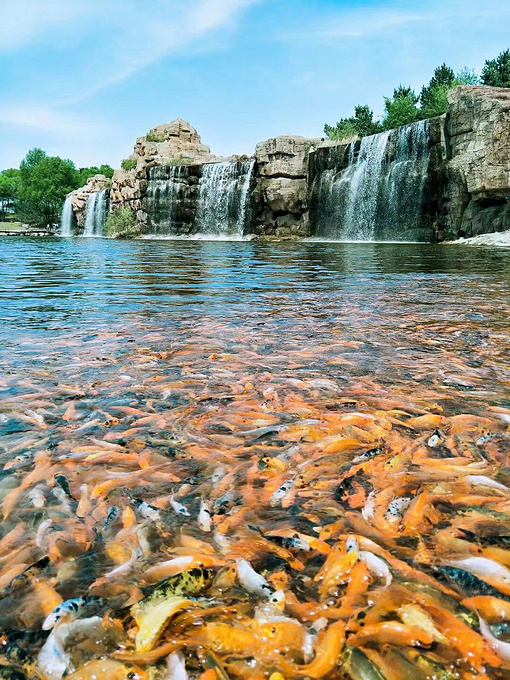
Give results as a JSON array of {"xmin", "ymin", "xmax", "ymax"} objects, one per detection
[
  {"xmin": 482, "ymin": 49, "xmax": 510, "ymax": 87},
  {"xmin": 420, "ymin": 64, "xmax": 456, "ymax": 118},
  {"xmin": 324, "ymin": 105, "xmax": 383, "ymax": 141},
  {"xmin": 382, "ymin": 86, "xmax": 420, "ymax": 129}
]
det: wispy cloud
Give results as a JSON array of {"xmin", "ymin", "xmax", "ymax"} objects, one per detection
[
  {"xmin": 1, "ymin": 0, "xmax": 261, "ymax": 165},
  {"xmin": 279, "ymin": 1, "xmax": 510, "ymax": 42}
]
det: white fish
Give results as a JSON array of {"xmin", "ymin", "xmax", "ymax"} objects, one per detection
[
  {"xmin": 137, "ymin": 525, "xmax": 152, "ymax": 555},
  {"xmin": 345, "ymin": 535, "xmax": 359, "ymax": 553},
  {"xmin": 479, "ymin": 616, "xmax": 510, "ymax": 662},
  {"xmin": 198, "ymin": 499, "xmax": 213, "ymax": 532},
  {"xmin": 135, "ymin": 500, "xmax": 161, "ymax": 523},
  {"xmin": 211, "ymin": 466, "xmax": 226, "ymax": 484},
  {"xmin": 52, "ymin": 486, "xmax": 72, "ymax": 513},
  {"xmin": 164, "ymin": 650, "xmax": 188, "ymax": 680},
  {"xmin": 427, "ymin": 431, "xmax": 442, "ymax": 447},
  {"xmin": 38, "ymin": 616, "xmax": 103, "ymax": 679},
  {"xmin": 359, "ymin": 550, "xmax": 392, "ymax": 587},
  {"xmin": 270, "ymin": 479, "xmax": 294, "ymax": 507},
  {"xmin": 102, "ymin": 549, "xmax": 139, "ymax": 581},
  {"xmin": 254, "ymin": 589, "xmax": 285, "ymax": 620},
  {"xmin": 446, "ymin": 556, "xmax": 510, "ymax": 587},
  {"xmin": 213, "ymin": 529, "xmax": 231, "ymax": 551},
  {"xmin": 385, "ymin": 496, "xmax": 413, "ymax": 522},
  {"xmin": 25, "ymin": 408, "xmax": 45, "ymax": 425},
  {"xmin": 236, "ymin": 559, "xmax": 274, "ymax": 598},
  {"xmin": 170, "ymin": 495, "xmax": 190, "ymax": 517},
  {"xmin": 28, "ymin": 485, "xmax": 46, "ymax": 508},
  {"xmin": 465, "ymin": 475, "xmax": 509, "ymax": 492},
  {"xmin": 361, "ymin": 491, "xmax": 376, "ymax": 521},
  {"xmin": 36, "ymin": 519, "xmax": 54, "ymax": 550}
]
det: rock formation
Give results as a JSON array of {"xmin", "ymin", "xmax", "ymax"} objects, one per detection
[
  {"xmin": 254, "ymin": 136, "xmax": 321, "ymax": 237},
  {"xmin": 69, "ymin": 174, "xmax": 110, "ymax": 228},
  {"xmin": 445, "ymin": 86, "xmax": 510, "ymax": 238},
  {"xmin": 110, "ymin": 119, "xmax": 217, "ymax": 229},
  {"xmin": 64, "ymin": 87, "xmax": 510, "ymax": 241}
]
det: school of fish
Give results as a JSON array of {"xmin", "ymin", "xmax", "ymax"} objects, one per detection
[{"xmin": 0, "ymin": 298, "xmax": 509, "ymax": 680}]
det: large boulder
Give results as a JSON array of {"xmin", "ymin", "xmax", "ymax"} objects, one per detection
[
  {"xmin": 446, "ymin": 86, "xmax": 510, "ymax": 237},
  {"xmin": 254, "ymin": 135, "xmax": 320, "ymax": 235}
]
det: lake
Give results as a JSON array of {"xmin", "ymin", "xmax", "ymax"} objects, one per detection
[{"xmin": 0, "ymin": 237, "xmax": 509, "ymax": 679}]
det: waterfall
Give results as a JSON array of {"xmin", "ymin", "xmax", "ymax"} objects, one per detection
[
  {"xmin": 60, "ymin": 195, "xmax": 75, "ymax": 236},
  {"xmin": 83, "ymin": 190, "xmax": 108, "ymax": 237},
  {"xmin": 145, "ymin": 159, "xmax": 255, "ymax": 237},
  {"xmin": 195, "ymin": 160, "xmax": 255, "ymax": 237},
  {"xmin": 146, "ymin": 165, "xmax": 192, "ymax": 235},
  {"xmin": 310, "ymin": 120, "xmax": 432, "ymax": 241}
]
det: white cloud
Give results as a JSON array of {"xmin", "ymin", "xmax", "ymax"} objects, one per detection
[
  {"xmin": 0, "ymin": 0, "xmax": 262, "ymax": 166},
  {"xmin": 279, "ymin": 0, "xmax": 510, "ymax": 43}
]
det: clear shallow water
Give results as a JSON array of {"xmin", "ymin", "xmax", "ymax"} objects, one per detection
[{"xmin": 0, "ymin": 237, "xmax": 509, "ymax": 679}]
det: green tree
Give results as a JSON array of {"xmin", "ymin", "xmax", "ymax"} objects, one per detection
[
  {"xmin": 18, "ymin": 149, "xmax": 78, "ymax": 228},
  {"xmin": 382, "ymin": 86, "xmax": 420, "ymax": 129},
  {"xmin": 481, "ymin": 49, "xmax": 510, "ymax": 87},
  {"xmin": 324, "ymin": 104, "xmax": 383, "ymax": 141},
  {"xmin": 454, "ymin": 67, "xmax": 480, "ymax": 86},
  {"xmin": 420, "ymin": 64, "xmax": 456, "ymax": 110},
  {"xmin": 77, "ymin": 164, "xmax": 114, "ymax": 186},
  {"xmin": 0, "ymin": 169, "xmax": 21, "ymax": 219}
]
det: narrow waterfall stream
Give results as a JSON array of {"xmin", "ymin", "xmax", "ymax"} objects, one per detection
[
  {"xmin": 83, "ymin": 190, "xmax": 108, "ymax": 236},
  {"xmin": 60, "ymin": 195, "xmax": 75, "ymax": 236},
  {"xmin": 310, "ymin": 119, "xmax": 432, "ymax": 241}
]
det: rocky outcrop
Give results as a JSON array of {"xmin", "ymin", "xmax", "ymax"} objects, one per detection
[
  {"xmin": 110, "ymin": 119, "xmax": 217, "ymax": 229},
  {"xmin": 69, "ymin": 175, "xmax": 110, "ymax": 228},
  {"xmin": 444, "ymin": 87, "xmax": 510, "ymax": 238},
  {"xmin": 253, "ymin": 136, "xmax": 321, "ymax": 237},
  {"xmin": 65, "ymin": 87, "xmax": 510, "ymax": 241}
]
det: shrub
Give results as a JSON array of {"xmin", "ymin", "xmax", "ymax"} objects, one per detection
[
  {"xmin": 146, "ymin": 131, "xmax": 166, "ymax": 143},
  {"xmin": 167, "ymin": 156, "xmax": 193, "ymax": 166},
  {"xmin": 121, "ymin": 158, "xmax": 137, "ymax": 171},
  {"xmin": 105, "ymin": 207, "xmax": 140, "ymax": 238}
]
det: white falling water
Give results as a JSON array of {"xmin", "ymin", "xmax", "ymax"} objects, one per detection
[
  {"xmin": 341, "ymin": 131, "xmax": 391, "ymax": 240},
  {"xmin": 382, "ymin": 120, "xmax": 430, "ymax": 235},
  {"xmin": 311, "ymin": 120, "xmax": 431, "ymax": 241},
  {"xmin": 60, "ymin": 195, "xmax": 74, "ymax": 236},
  {"xmin": 83, "ymin": 190, "xmax": 108, "ymax": 237},
  {"xmin": 196, "ymin": 160, "xmax": 255, "ymax": 237},
  {"xmin": 146, "ymin": 165, "xmax": 189, "ymax": 234}
]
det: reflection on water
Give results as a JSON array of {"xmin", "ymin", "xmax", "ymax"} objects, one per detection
[{"xmin": 0, "ymin": 237, "xmax": 509, "ymax": 679}]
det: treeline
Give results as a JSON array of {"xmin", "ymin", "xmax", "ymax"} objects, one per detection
[
  {"xmin": 325, "ymin": 48, "xmax": 510, "ymax": 141},
  {"xmin": 0, "ymin": 148, "xmax": 114, "ymax": 228}
]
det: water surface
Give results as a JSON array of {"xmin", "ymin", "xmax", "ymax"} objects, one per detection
[{"xmin": 0, "ymin": 237, "xmax": 509, "ymax": 679}]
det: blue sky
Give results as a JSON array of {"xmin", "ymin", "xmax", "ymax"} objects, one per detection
[{"xmin": 1, "ymin": 0, "xmax": 509, "ymax": 169}]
